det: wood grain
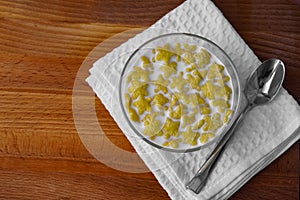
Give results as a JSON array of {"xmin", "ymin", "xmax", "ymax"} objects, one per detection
[{"xmin": 0, "ymin": 0, "xmax": 299, "ymax": 199}]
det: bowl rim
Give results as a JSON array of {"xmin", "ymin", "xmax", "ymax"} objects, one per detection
[{"xmin": 118, "ymin": 32, "xmax": 242, "ymax": 153}]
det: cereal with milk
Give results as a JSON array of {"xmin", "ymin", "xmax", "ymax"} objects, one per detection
[{"xmin": 124, "ymin": 43, "xmax": 234, "ymax": 149}]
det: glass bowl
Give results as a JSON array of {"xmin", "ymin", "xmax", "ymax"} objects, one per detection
[{"xmin": 119, "ymin": 33, "xmax": 241, "ymax": 152}]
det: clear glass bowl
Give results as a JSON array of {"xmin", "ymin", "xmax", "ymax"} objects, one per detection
[{"xmin": 119, "ymin": 33, "xmax": 241, "ymax": 152}]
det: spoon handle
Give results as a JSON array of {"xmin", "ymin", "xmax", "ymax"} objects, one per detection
[{"xmin": 186, "ymin": 105, "xmax": 252, "ymax": 194}]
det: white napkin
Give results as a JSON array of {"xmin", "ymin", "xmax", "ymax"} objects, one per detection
[{"xmin": 86, "ymin": 0, "xmax": 300, "ymax": 199}]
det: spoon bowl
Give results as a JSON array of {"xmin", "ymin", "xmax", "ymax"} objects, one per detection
[{"xmin": 246, "ymin": 59, "xmax": 285, "ymax": 105}]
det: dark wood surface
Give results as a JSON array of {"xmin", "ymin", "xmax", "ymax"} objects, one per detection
[{"xmin": 0, "ymin": 0, "xmax": 299, "ymax": 199}]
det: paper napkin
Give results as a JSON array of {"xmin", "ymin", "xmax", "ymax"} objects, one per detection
[{"xmin": 86, "ymin": 0, "xmax": 300, "ymax": 199}]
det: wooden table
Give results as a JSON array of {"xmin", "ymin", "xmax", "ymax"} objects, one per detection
[{"xmin": 0, "ymin": 0, "xmax": 299, "ymax": 199}]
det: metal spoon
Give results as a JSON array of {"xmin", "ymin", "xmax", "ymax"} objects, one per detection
[{"xmin": 186, "ymin": 58, "xmax": 285, "ymax": 194}]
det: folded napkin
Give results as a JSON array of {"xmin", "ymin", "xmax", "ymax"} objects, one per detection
[{"xmin": 86, "ymin": 0, "xmax": 300, "ymax": 199}]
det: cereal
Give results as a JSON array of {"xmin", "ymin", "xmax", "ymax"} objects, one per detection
[
  {"xmin": 153, "ymin": 74, "xmax": 170, "ymax": 94},
  {"xmin": 212, "ymin": 99, "xmax": 230, "ymax": 113},
  {"xmin": 133, "ymin": 96, "xmax": 151, "ymax": 115},
  {"xmin": 223, "ymin": 109, "xmax": 232, "ymax": 123},
  {"xmin": 161, "ymin": 118, "xmax": 180, "ymax": 137},
  {"xmin": 194, "ymin": 48, "xmax": 211, "ymax": 66},
  {"xmin": 170, "ymin": 72, "xmax": 187, "ymax": 91},
  {"xmin": 181, "ymin": 126, "xmax": 200, "ymax": 145},
  {"xmin": 125, "ymin": 94, "xmax": 140, "ymax": 122},
  {"xmin": 186, "ymin": 73, "xmax": 201, "ymax": 91},
  {"xmin": 169, "ymin": 105, "xmax": 182, "ymax": 119},
  {"xmin": 140, "ymin": 55, "xmax": 153, "ymax": 70},
  {"xmin": 194, "ymin": 69, "xmax": 207, "ymax": 79},
  {"xmin": 131, "ymin": 83, "xmax": 149, "ymax": 100},
  {"xmin": 163, "ymin": 138, "xmax": 182, "ymax": 148},
  {"xmin": 182, "ymin": 112, "xmax": 196, "ymax": 128},
  {"xmin": 142, "ymin": 112, "xmax": 159, "ymax": 126},
  {"xmin": 151, "ymin": 93, "xmax": 169, "ymax": 107},
  {"xmin": 193, "ymin": 119, "xmax": 205, "ymax": 130},
  {"xmin": 142, "ymin": 112, "xmax": 164, "ymax": 139},
  {"xmin": 124, "ymin": 41, "xmax": 235, "ymax": 149},
  {"xmin": 160, "ymin": 64, "xmax": 177, "ymax": 78},
  {"xmin": 188, "ymin": 93, "xmax": 205, "ymax": 107},
  {"xmin": 200, "ymin": 132, "xmax": 215, "ymax": 143},
  {"xmin": 182, "ymin": 52, "xmax": 196, "ymax": 65},
  {"xmin": 169, "ymin": 94, "xmax": 178, "ymax": 107},
  {"xmin": 126, "ymin": 66, "xmax": 150, "ymax": 83},
  {"xmin": 200, "ymin": 104, "xmax": 211, "ymax": 114},
  {"xmin": 156, "ymin": 44, "xmax": 176, "ymax": 64}
]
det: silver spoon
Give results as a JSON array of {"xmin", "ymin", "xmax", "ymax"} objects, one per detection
[{"xmin": 186, "ymin": 58, "xmax": 285, "ymax": 194}]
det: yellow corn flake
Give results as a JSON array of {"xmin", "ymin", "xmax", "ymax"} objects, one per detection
[
  {"xmin": 128, "ymin": 107, "xmax": 140, "ymax": 122},
  {"xmin": 215, "ymin": 85, "xmax": 232, "ymax": 100},
  {"xmin": 223, "ymin": 109, "xmax": 232, "ymax": 123},
  {"xmin": 155, "ymin": 44, "xmax": 175, "ymax": 64},
  {"xmin": 170, "ymin": 105, "xmax": 182, "ymax": 119},
  {"xmin": 185, "ymin": 64, "xmax": 197, "ymax": 72},
  {"xmin": 222, "ymin": 75, "xmax": 230, "ymax": 82},
  {"xmin": 209, "ymin": 113, "xmax": 223, "ymax": 131},
  {"xmin": 225, "ymin": 85, "xmax": 232, "ymax": 95},
  {"xmin": 154, "ymin": 84, "xmax": 168, "ymax": 94},
  {"xmin": 151, "ymin": 93, "xmax": 169, "ymax": 107},
  {"xmin": 212, "ymin": 99, "xmax": 230, "ymax": 113},
  {"xmin": 181, "ymin": 113, "xmax": 195, "ymax": 128},
  {"xmin": 164, "ymin": 133, "xmax": 171, "ymax": 139},
  {"xmin": 203, "ymin": 115, "xmax": 221, "ymax": 132},
  {"xmin": 179, "ymin": 103, "xmax": 189, "ymax": 115},
  {"xmin": 153, "ymin": 74, "xmax": 170, "ymax": 94},
  {"xmin": 194, "ymin": 48, "xmax": 211, "ymax": 66},
  {"xmin": 142, "ymin": 112, "xmax": 159, "ymax": 126},
  {"xmin": 162, "ymin": 141, "xmax": 169, "ymax": 146},
  {"xmin": 193, "ymin": 119, "xmax": 205, "ymax": 130},
  {"xmin": 140, "ymin": 55, "xmax": 153, "ymax": 69},
  {"xmin": 170, "ymin": 72, "xmax": 187, "ymax": 91},
  {"xmin": 174, "ymin": 91, "xmax": 189, "ymax": 104},
  {"xmin": 169, "ymin": 94, "xmax": 178, "ymax": 107},
  {"xmin": 207, "ymin": 63, "xmax": 225, "ymax": 80},
  {"xmin": 160, "ymin": 64, "xmax": 177, "ymax": 78},
  {"xmin": 200, "ymin": 132, "xmax": 215, "ymax": 143},
  {"xmin": 132, "ymin": 96, "xmax": 151, "ymax": 115},
  {"xmin": 196, "ymin": 93, "xmax": 205, "ymax": 104},
  {"xmin": 214, "ymin": 86, "xmax": 227, "ymax": 99},
  {"xmin": 186, "ymin": 73, "xmax": 201, "ymax": 91},
  {"xmin": 188, "ymin": 93, "xmax": 205, "ymax": 107},
  {"xmin": 194, "ymin": 69, "xmax": 207, "ymax": 79},
  {"xmin": 183, "ymin": 43, "xmax": 197, "ymax": 52},
  {"xmin": 169, "ymin": 140, "xmax": 179, "ymax": 148},
  {"xmin": 143, "ymin": 119, "xmax": 162, "ymax": 136},
  {"xmin": 126, "ymin": 66, "xmax": 150, "ymax": 82},
  {"xmin": 169, "ymin": 61, "xmax": 178, "ymax": 69},
  {"xmin": 124, "ymin": 93, "xmax": 140, "ymax": 122},
  {"xmin": 161, "ymin": 118, "xmax": 180, "ymax": 137},
  {"xmin": 200, "ymin": 104, "xmax": 211, "ymax": 114},
  {"xmin": 142, "ymin": 112, "xmax": 162, "ymax": 139},
  {"xmin": 174, "ymin": 43, "xmax": 184, "ymax": 62},
  {"xmin": 127, "ymin": 79, "xmax": 144, "ymax": 93},
  {"xmin": 201, "ymin": 81, "xmax": 216, "ymax": 100},
  {"xmin": 181, "ymin": 126, "xmax": 200, "ymax": 146},
  {"xmin": 182, "ymin": 52, "xmax": 196, "ymax": 65},
  {"xmin": 131, "ymin": 83, "xmax": 148, "ymax": 99},
  {"xmin": 202, "ymin": 115, "xmax": 211, "ymax": 131},
  {"xmin": 162, "ymin": 138, "xmax": 182, "ymax": 148}
]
